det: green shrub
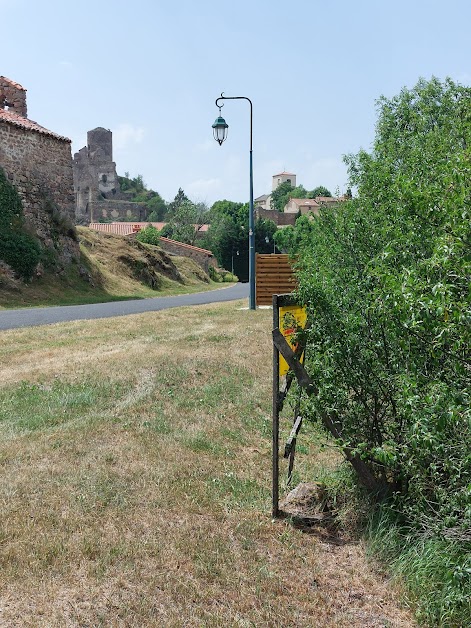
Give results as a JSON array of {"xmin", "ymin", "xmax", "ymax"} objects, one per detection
[
  {"xmin": 0, "ymin": 168, "xmax": 41, "ymax": 279},
  {"xmin": 208, "ymin": 266, "xmax": 237, "ymax": 283},
  {"xmin": 0, "ymin": 231, "xmax": 41, "ymax": 279},
  {"xmin": 136, "ymin": 224, "xmax": 161, "ymax": 246}
]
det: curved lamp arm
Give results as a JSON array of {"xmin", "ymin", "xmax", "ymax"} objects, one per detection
[{"xmin": 215, "ymin": 93, "xmax": 253, "ymax": 151}]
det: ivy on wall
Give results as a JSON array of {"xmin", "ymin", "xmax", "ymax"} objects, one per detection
[{"xmin": 0, "ymin": 167, "xmax": 41, "ymax": 279}]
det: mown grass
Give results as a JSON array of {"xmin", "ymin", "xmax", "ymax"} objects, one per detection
[{"xmin": 0, "ymin": 301, "xmax": 415, "ymax": 626}]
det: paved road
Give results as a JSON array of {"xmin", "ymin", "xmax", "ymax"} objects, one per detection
[{"xmin": 0, "ymin": 283, "xmax": 250, "ymax": 331}]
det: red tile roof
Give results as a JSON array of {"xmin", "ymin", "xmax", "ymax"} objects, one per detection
[
  {"xmin": 315, "ymin": 196, "xmax": 338, "ymax": 203},
  {"xmin": 0, "ymin": 76, "xmax": 26, "ymax": 91},
  {"xmin": 159, "ymin": 237, "xmax": 213, "ymax": 256},
  {"xmin": 273, "ymin": 171, "xmax": 296, "ymax": 177},
  {"xmin": 89, "ymin": 223, "xmax": 136, "ymax": 235},
  {"xmin": 289, "ymin": 198, "xmax": 320, "ymax": 207},
  {"xmin": 0, "ymin": 109, "xmax": 71, "ymax": 142},
  {"xmin": 88, "ymin": 224, "xmax": 214, "ymax": 256}
]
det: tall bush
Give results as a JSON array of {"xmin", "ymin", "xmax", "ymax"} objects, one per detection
[{"xmin": 296, "ymin": 78, "xmax": 470, "ymax": 536}]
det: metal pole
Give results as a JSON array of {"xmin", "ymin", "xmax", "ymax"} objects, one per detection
[
  {"xmin": 249, "ymin": 147, "xmax": 255, "ymax": 309},
  {"xmin": 215, "ymin": 94, "xmax": 255, "ymax": 309}
]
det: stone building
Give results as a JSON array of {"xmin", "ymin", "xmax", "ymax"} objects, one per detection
[
  {"xmin": 272, "ymin": 171, "xmax": 296, "ymax": 191},
  {"xmin": 0, "ymin": 76, "xmax": 78, "ymax": 265},
  {"xmin": 255, "ymin": 171, "xmax": 297, "ymax": 211},
  {"xmin": 73, "ymin": 128, "xmax": 148, "ymax": 224}
]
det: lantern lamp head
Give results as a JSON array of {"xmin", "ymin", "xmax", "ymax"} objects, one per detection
[{"xmin": 212, "ymin": 115, "xmax": 228, "ymax": 146}]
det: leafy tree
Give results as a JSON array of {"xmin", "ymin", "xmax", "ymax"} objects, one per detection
[
  {"xmin": 117, "ymin": 174, "xmax": 168, "ymax": 219},
  {"xmin": 271, "ymin": 183, "xmax": 312, "ymax": 211},
  {"xmin": 207, "ymin": 199, "xmax": 244, "ymax": 222},
  {"xmin": 136, "ymin": 224, "xmax": 161, "ymax": 246},
  {"xmin": 202, "ymin": 200, "xmax": 277, "ymax": 278},
  {"xmin": 294, "ymin": 78, "xmax": 470, "ymax": 538},
  {"xmin": 273, "ymin": 214, "xmax": 316, "ymax": 255},
  {"xmin": 167, "ymin": 188, "xmax": 189, "ymax": 216},
  {"xmin": 162, "ymin": 198, "xmax": 209, "ymax": 245},
  {"xmin": 117, "ymin": 173, "xmax": 145, "ymax": 194},
  {"xmin": 308, "ymin": 185, "xmax": 332, "ymax": 198},
  {"xmin": 270, "ymin": 181, "xmax": 294, "ymax": 211},
  {"xmin": 143, "ymin": 192, "xmax": 167, "ymax": 221}
]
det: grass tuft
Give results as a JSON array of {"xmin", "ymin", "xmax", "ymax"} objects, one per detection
[{"xmin": 367, "ymin": 506, "xmax": 471, "ymax": 627}]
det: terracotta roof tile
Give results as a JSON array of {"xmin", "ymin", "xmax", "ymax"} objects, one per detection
[
  {"xmin": 315, "ymin": 196, "xmax": 338, "ymax": 202},
  {"xmin": 289, "ymin": 198, "xmax": 320, "ymax": 206},
  {"xmin": 0, "ymin": 76, "xmax": 26, "ymax": 91},
  {"xmin": 89, "ymin": 223, "xmax": 136, "ymax": 235},
  {"xmin": 159, "ymin": 237, "xmax": 213, "ymax": 256},
  {"xmin": 89, "ymin": 224, "xmax": 214, "ymax": 256},
  {"xmin": 0, "ymin": 109, "xmax": 71, "ymax": 142}
]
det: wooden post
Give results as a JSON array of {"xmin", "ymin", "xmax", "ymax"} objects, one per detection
[{"xmin": 272, "ymin": 294, "xmax": 280, "ymax": 518}]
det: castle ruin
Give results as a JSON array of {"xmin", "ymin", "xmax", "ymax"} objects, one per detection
[{"xmin": 73, "ymin": 128, "xmax": 149, "ymax": 224}]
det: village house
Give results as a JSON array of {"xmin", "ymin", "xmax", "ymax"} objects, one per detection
[
  {"xmin": 284, "ymin": 197, "xmax": 321, "ymax": 215},
  {"xmin": 255, "ymin": 170, "xmax": 346, "ymax": 225}
]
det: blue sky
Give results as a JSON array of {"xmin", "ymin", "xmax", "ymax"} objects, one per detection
[{"xmin": 2, "ymin": 0, "xmax": 470, "ymax": 205}]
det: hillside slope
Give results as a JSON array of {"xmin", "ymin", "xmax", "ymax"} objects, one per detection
[{"xmin": 0, "ymin": 228, "xmax": 211, "ymax": 309}]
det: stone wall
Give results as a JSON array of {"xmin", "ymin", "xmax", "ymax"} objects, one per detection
[
  {"xmin": 90, "ymin": 200, "xmax": 149, "ymax": 222},
  {"xmin": 0, "ymin": 120, "xmax": 78, "ymax": 264},
  {"xmin": 255, "ymin": 207, "xmax": 297, "ymax": 226},
  {"xmin": 159, "ymin": 237, "xmax": 216, "ymax": 273}
]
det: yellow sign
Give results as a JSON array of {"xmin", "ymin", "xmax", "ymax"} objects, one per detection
[{"xmin": 279, "ymin": 305, "xmax": 307, "ymax": 376}]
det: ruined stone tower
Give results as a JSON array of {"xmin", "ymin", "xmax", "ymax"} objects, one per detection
[{"xmin": 73, "ymin": 128, "xmax": 148, "ymax": 224}]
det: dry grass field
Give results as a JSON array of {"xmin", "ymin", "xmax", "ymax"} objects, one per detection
[{"xmin": 0, "ymin": 301, "xmax": 415, "ymax": 627}]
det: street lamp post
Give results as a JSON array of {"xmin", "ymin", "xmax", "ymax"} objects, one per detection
[{"xmin": 212, "ymin": 93, "xmax": 255, "ymax": 310}]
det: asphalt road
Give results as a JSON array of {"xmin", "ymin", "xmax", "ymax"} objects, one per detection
[{"xmin": 0, "ymin": 283, "xmax": 250, "ymax": 331}]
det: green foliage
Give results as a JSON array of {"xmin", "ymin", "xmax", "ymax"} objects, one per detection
[
  {"xmin": 167, "ymin": 187, "xmax": 189, "ymax": 215},
  {"xmin": 271, "ymin": 182, "xmax": 333, "ymax": 211},
  {"xmin": 202, "ymin": 200, "xmax": 277, "ymax": 279},
  {"xmin": 208, "ymin": 266, "xmax": 237, "ymax": 283},
  {"xmin": 0, "ymin": 168, "xmax": 41, "ymax": 279},
  {"xmin": 118, "ymin": 172, "xmax": 145, "ymax": 194},
  {"xmin": 273, "ymin": 215, "xmax": 316, "ymax": 255},
  {"xmin": 135, "ymin": 224, "xmax": 161, "ymax": 246},
  {"xmin": 295, "ymin": 78, "xmax": 470, "ymax": 540},
  {"xmin": 270, "ymin": 181, "xmax": 295, "ymax": 211},
  {"xmin": 163, "ymin": 193, "xmax": 208, "ymax": 245},
  {"xmin": 118, "ymin": 173, "xmax": 168, "ymax": 220},
  {"xmin": 308, "ymin": 185, "xmax": 332, "ymax": 198},
  {"xmin": 367, "ymin": 506, "xmax": 471, "ymax": 627}
]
